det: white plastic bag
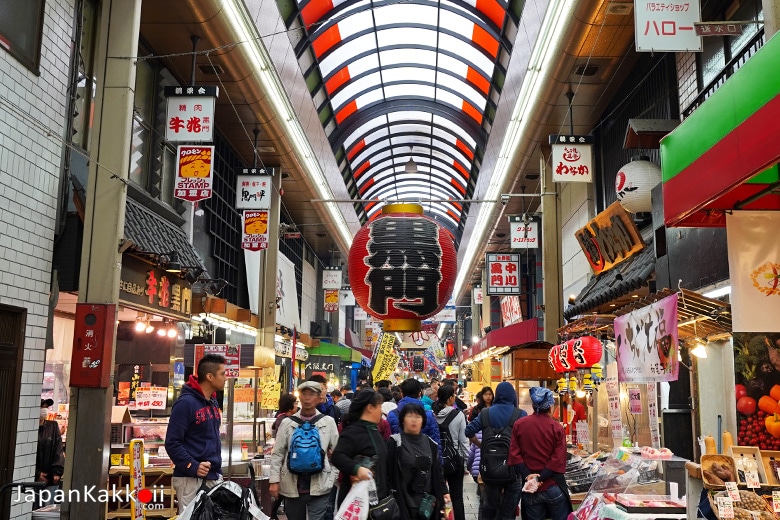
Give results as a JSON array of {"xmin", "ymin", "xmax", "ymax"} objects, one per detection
[{"xmin": 335, "ymin": 480, "xmax": 370, "ymax": 520}]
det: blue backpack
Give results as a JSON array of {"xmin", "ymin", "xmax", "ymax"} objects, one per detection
[{"xmin": 286, "ymin": 415, "xmax": 325, "ymax": 474}]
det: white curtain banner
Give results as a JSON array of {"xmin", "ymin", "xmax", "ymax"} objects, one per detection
[{"xmin": 727, "ymin": 211, "xmax": 780, "ymax": 332}]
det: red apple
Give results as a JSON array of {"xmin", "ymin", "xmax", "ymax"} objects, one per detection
[{"xmin": 737, "ymin": 396, "xmax": 757, "ymax": 416}]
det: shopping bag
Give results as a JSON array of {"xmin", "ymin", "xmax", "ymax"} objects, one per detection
[{"xmin": 335, "ymin": 480, "xmax": 370, "ymax": 520}]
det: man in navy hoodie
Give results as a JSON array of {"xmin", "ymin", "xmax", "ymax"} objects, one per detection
[
  {"xmin": 465, "ymin": 381, "xmax": 527, "ymax": 520},
  {"xmin": 387, "ymin": 378, "xmax": 441, "ymax": 447},
  {"xmin": 166, "ymin": 354, "xmax": 226, "ymax": 513}
]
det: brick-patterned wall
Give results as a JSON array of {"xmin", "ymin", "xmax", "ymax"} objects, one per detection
[
  {"xmin": 0, "ymin": 0, "xmax": 74, "ymax": 517},
  {"xmin": 676, "ymin": 52, "xmax": 698, "ymax": 117}
]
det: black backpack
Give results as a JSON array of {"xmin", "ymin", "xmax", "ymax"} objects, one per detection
[
  {"xmin": 438, "ymin": 409, "xmax": 463, "ymax": 475},
  {"xmin": 479, "ymin": 407, "xmax": 523, "ymax": 486}
]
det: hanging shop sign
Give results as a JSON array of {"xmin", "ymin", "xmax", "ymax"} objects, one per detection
[
  {"xmin": 195, "ymin": 344, "xmax": 241, "ymax": 378},
  {"xmin": 549, "ymin": 135, "xmax": 594, "ymax": 183},
  {"xmin": 486, "ymin": 253, "xmax": 522, "ymax": 295},
  {"xmin": 274, "ymin": 340, "xmax": 309, "ymax": 361},
  {"xmin": 727, "ymin": 211, "xmax": 780, "ymax": 332},
  {"xmin": 473, "ymin": 287, "xmax": 483, "ymax": 305},
  {"xmin": 324, "ymin": 289, "xmax": 339, "ymax": 312},
  {"xmin": 575, "ymin": 201, "xmax": 645, "ymax": 275},
  {"xmin": 634, "ymin": 0, "xmax": 702, "ymax": 52},
  {"xmin": 354, "ymin": 307, "xmax": 368, "ymax": 320},
  {"xmin": 165, "ymin": 85, "xmax": 218, "ymax": 142},
  {"xmin": 322, "ymin": 267, "xmax": 342, "ymax": 290},
  {"xmin": 509, "ymin": 215, "xmax": 539, "ymax": 248},
  {"xmin": 242, "ymin": 210, "xmax": 269, "ymax": 251},
  {"xmin": 119, "ymin": 256, "xmax": 192, "ymax": 320},
  {"xmin": 615, "ymin": 293, "xmax": 679, "ymax": 382},
  {"xmin": 348, "ymin": 203, "xmax": 457, "ymax": 332},
  {"xmin": 305, "ymin": 355, "xmax": 340, "ymax": 379},
  {"xmin": 339, "ymin": 288, "xmax": 356, "ymax": 306},
  {"xmin": 500, "ymin": 295, "xmax": 523, "ymax": 326},
  {"xmin": 174, "ymin": 145, "xmax": 214, "ymax": 202},
  {"xmin": 429, "ymin": 305, "xmax": 456, "ymax": 324},
  {"xmin": 694, "ymin": 21, "xmax": 743, "ymax": 36},
  {"xmin": 236, "ymin": 170, "xmax": 272, "ymax": 210}
]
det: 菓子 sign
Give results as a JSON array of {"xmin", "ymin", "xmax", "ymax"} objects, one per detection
[
  {"xmin": 635, "ymin": 0, "xmax": 702, "ymax": 52},
  {"xmin": 164, "ymin": 86, "xmax": 218, "ymax": 143},
  {"xmin": 549, "ymin": 135, "xmax": 594, "ymax": 183},
  {"xmin": 175, "ymin": 145, "xmax": 214, "ymax": 202},
  {"xmin": 242, "ymin": 210, "xmax": 269, "ymax": 251},
  {"xmin": 615, "ymin": 293, "xmax": 679, "ymax": 382},
  {"xmin": 236, "ymin": 169, "xmax": 272, "ymax": 210},
  {"xmin": 486, "ymin": 253, "xmax": 522, "ymax": 295}
]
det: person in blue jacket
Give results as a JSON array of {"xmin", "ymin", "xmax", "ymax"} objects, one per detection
[
  {"xmin": 165, "ymin": 354, "xmax": 226, "ymax": 514},
  {"xmin": 387, "ymin": 378, "xmax": 441, "ymax": 449}
]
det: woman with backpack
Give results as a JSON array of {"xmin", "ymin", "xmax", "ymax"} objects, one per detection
[
  {"xmin": 468, "ymin": 386, "xmax": 494, "ymax": 422},
  {"xmin": 331, "ymin": 388, "xmax": 394, "ymax": 514},
  {"xmin": 387, "ymin": 402, "xmax": 450, "ymax": 520},
  {"xmin": 433, "ymin": 385, "xmax": 469, "ymax": 520}
]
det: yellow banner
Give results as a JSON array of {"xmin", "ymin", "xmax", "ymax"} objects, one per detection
[{"xmin": 373, "ymin": 352, "xmax": 400, "ymax": 382}]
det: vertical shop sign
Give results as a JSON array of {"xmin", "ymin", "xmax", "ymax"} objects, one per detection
[
  {"xmin": 485, "ymin": 254, "xmax": 522, "ymax": 295},
  {"xmin": 70, "ymin": 303, "xmax": 116, "ymax": 388},
  {"xmin": 173, "ymin": 361, "xmax": 185, "ymax": 388},
  {"xmin": 473, "ymin": 287, "xmax": 483, "ymax": 305},
  {"xmin": 635, "ymin": 0, "xmax": 702, "ymax": 52},
  {"xmin": 129, "ymin": 439, "xmax": 146, "ymax": 520},
  {"xmin": 242, "ymin": 210, "xmax": 269, "ymax": 251},
  {"xmin": 549, "ymin": 135, "xmax": 594, "ymax": 183},
  {"xmin": 195, "ymin": 344, "xmax": 241, "ymax": 378},
  {"xmin": 628, "ymin": 387, "xmax": 642, "ymax": 414},
  {"xmin": 575, "ymin": 202, "xmax": 645, "ymax": 274},
  {"xmin": 324, "ymin": 289, "xmax": 339, "ymax": 312},
  {"xmin": 647, "ymin": 382, "xmax": 661, "ymax": 448},
  {"xmin": 500, "ymin": 295, "xmax": 523, "ymax": 326},
  {"xmin": 615, "ymin": 293, "xmax": 679, "ymax": 382},
  {"xmin": 509, "ymin": 215, "xmax": 539, "ymax": 248},
  {"xmin": 175, "ymin": 145, "xmax": 214, "ymax": 202},
  {"xmin": 606, "ymin": 363, "xmax": 623, "ymax": 439},
  {"xmin": 164, "ymin": 85, "xmax": 218, "ymax": 142},
  {"xmin": 236, "ymin": 171, "xmax": 272, "ymax": 209}
]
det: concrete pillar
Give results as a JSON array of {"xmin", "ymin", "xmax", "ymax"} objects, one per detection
[
  {"xmin": 256, "ymin": 169, "xmax": 281, "ymax": 366},
  {"xmin": 540, "ymin": 157, "xmax": 563, "ymax": 344},
  {"xmin": 763, "ymin": 0, "xmax": 778, "ymax": 38},
  {"xmin": 61, "ymin": 1, "xmax": 141, "ymax": 518}
]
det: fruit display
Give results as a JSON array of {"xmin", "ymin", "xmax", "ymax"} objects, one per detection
[{"xmin": 734, "ymin": 332, "xmax": 780, "ymax": 449}]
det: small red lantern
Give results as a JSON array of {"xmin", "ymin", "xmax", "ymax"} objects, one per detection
[
  {"xmin": 563, "ymin": 336, "xmax": 603, "ymax": 369},
  {"xmin": 548, "ymin": 344, "xmax": 566, "ymax": 373},
  {"xmin": 348, "ymin": 203, "xmax": 457, "ymax": 332}
]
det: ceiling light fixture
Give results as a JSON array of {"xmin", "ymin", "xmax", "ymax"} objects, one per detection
[
  {"xmin": 691, "ymin": 341, "xmax": 708, "ymax": 358},
  {"xmin": 135, "ymin": 315, "xmax": 146, "ymax": 332},
  {"xmin": 405, "ymin": 147, "xmax": 418, "ymax": 174},
  {"xmin": 145, "ymin": 322, "xmax": 154, "ymax": 334}
]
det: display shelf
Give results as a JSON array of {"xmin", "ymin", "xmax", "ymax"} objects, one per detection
[{"xmin": 730, "ymin": 445, "xmax": 768, "ymax": 485}]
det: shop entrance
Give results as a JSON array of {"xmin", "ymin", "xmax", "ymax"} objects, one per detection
[{"xmin": 0, "ymin": 304, "xmax": 26, "ymax": 519}]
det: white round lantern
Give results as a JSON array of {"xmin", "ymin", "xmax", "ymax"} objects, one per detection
[{"xmin": 615, "ymin": 156, "xmax": 662, "ymax": 213}]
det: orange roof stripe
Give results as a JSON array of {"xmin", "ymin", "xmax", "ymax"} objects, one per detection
[
  {"xmin": 450, "ymin": 200, "xmax": 463, "ymax": 211},
  {"xmin": 353, "ymin": 160, "xmax": 370, "ymax": 179},
  {"xmin": 447, "ymin": 210, "xmax": 461, "ymax": 222},
  {"xmin": 451, "ymin": 178, "xmax": 466, "ymax": 195},
  {"xmin": 335, "ymin": 100, "xmax": 358, "ymax": 124},
  {"xmin": 462, "ymin": 100, "xmax": 482, "ymax": 124},
  {"xmin": 347, "ymin": 139, "xmax": 366, "ymax": 161},
  {"xmin": 466, "ymin": 66, "xmax": 490, "ymax": 96},
  {"xmin": 476, "ymin": 0, "xmax": 505, "ymax": 29},
  {"xmin": 453, "ymin": 160, "xmax": 470, "ymax": 178},
  {"xmin": 365, "ymin": 200, "xmax": 379, "ymax": 212},
  {"xmin": 455, "ymin": 139, "xmax": 474, "ymax": 160},
  {"xmin": 358, "ymin": 176, "xmax": 374, "ymax": 194},
  {"xmin": 326, "ymin": 66, "xmax": 351, "ymax": 95},
  {"xmin": 313, "ymin": 24, "xmax": 342, "ymax": 58},
  {"xmin": 471, "ymin": 24, "xmax": 499, "ymax": 58},
  {"xmin": 301, "ymin": 0, "xmax": 335, "ymax": 27}
]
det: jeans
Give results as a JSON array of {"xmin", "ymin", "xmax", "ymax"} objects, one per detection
[
  {"xmin": 481, "ymin": 479, "xmax": 522, "ymax": 520},
  {"xmin": 445, "ymin": 469, "xmax": 466, "ymax": 520},
  {"xmin": 521, "ymin": 486, "xmax": 570, "ymax": 520},
  {"xmin": 283, "ymin": 492, "xmax": 331, "ymax": 520}
]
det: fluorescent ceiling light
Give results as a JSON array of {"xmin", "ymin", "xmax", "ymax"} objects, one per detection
[{"xmin": 702, "ymin": 285, "xmax": 731, "ymax": 298}]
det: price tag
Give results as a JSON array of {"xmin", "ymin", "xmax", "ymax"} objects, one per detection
[
  {"xmin": 725, "ymin": 482, "xmax": 740, "ymax": 501},
  {"xmin": 745, "ymin": 470, "xmax": 760, "ymax": 488},
  {"xmin": 717, "ymin": 496, "xmax": 735, "ymax": 518},
  {"xmin": 773, "ymin": 490, "xmax": 780, "ymax": 513}
]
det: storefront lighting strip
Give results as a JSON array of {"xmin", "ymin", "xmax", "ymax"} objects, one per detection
[
  {"xmin": 224, "ymin": 1, "xmax": 354, "ymax": 250},
  {"xmin": 192, "ymin": 314, "xmax": 258, "ymax": 337},
  {"xmin": 702, "ymin": 285, "xmax": 731, "ymax": 298},
  {"xmin": 452, "ymin": 0, "xmax": 576, "ymax": 301}
]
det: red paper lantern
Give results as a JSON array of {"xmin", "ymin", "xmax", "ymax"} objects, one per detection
[
  {"xmin": 563, "ymin": 336, "xmax": 603, "ymax": 369},
  {"xmin": 348, "ymin": 203, "xmax": 457, "ymax": 332},
  {"xmin": 548, "ymin": 344, "xmax": 566, "ymax": 373}
]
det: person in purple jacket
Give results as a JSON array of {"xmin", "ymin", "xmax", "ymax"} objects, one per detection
[{"xmin": 165, "ymin": 354, "xmax": 226, "ymax": 513}]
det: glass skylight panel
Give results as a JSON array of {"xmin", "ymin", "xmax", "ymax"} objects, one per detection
[
  {"xmin": 318, "ymin": 33, "xmax": 376, "ymax": 77},
  {"xmin": 437, "ymin": 54, "xmax": 470, "ymax": 77},
  {"xmin": 389, "ymin": 123, "xmax": 431, "ymax": 136},
  {"xmin": 353, "ymin": 142, "xmax": 390, "ymax": 167},
  {"xmin": 351, "ymin": 89, "xmax": 384, "ymax": 111},
  {"xmin": 340, "ymin": 53, "xmax": 381, "ymax": 79},
  {"xmin": 437, "ymin": 74, "xmax": 485, "ymax": 108},
  {"xmin": 379, "ymin": 48, "xmax": 437, "ymax": 68},
  {"xmin": 374, "ymin": 3, "xmax": 437, "ymax": 26},
  {"xmin": 439, "ymin": 9, "xmax": 476, "ymax": 35},
  {"xmin": 433, "ymin": 115, "xmax": 476, "ymax": 146},
  {"xmin": 363, "ymin": 127, "xmax": 390, "ymax": 146},
  {"xmin": 344, "ymin": 116, "xmax": 388, "ymax": 149},
  {"xmin": 382, "ymin": 67, "xmax": 436, "ymax": 85},
  {"xmin": 439, "ymin": 33, "xmax": 493, "ymax": 75},
  {"xmin": 384, "ymin": 83, "xmax": 436, "ymax": 101},
  {"xmin": 330, "ymin": 71, "xmax": 382, "ymax": 109},
  {"xmin": 376, "ymin": 27, "xmax": 437, "ymax": 48},
  {"xmin": 388, "ymin": 111, "xmax": 432, "ymax": 123}
]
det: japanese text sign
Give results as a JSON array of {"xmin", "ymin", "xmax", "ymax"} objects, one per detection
[
  {"xmin": 500, "ymin": 295, "xmax": 523, "ymax": 326},
  {"xmin": 575, "ymin": 201, "xmax": 645, "ymax": 274},
  {"xmin": 175, "ymin": 145, "xmax": 214, "ymax": 202},
  {"xmin": 195, "ymin": 344, "xmax": 241, "ymax": 378},
  {"xmin": 119, "ymin": 256, "xmax": 192, "ymax": 320},
  {"xmin": 70, "ymin": 303, "xmax": 116, "ymax": 388},
  {"xmin": 324, "ymin": 289, "xmax": 339, "ymax": 312},
  {"xmin": 242, "ymin": 210, "xmax": 269, "ymax": 251},
  {"xmin": 129, "ymin": 439, "xmax": 145, "ymax": 520},
  {"xmin": 134, "ymin": 386, "xmax": 167, "ymax": 410},
  {"xmin": 373, "ymin": 333, "xmax": 400, "ymax": 381},
  {"xmin": 509, "ymin": 215, "xmax": 539, "ymax": 248},
  {"xmin": 486, "ymin": 253, "xmax": 522, "ymax": 295},
  {"xmin": 260, "ymin": 381, "xmax": 282, "ymax": 409},
  {"xmin": 647, "ymin": 382, "xmax": 661, "ymax": 448},
  {"xmin": 606, "ymin": 363, "xmax": 623, "ymax": 439},
  {"xmin": 635, "ymin": 0, "xmax": 702, "ymax": 52},
  {"xmin": 549, "ymin": 135, "xmax": 594, "ymax": 183},
  {"xmin": 628, "ymin": 387, "xmax": 642, "ymax": 414},
  {"xmin": 165, "ymin": 85, "xmax": 218, "ymax": 142},
  {"xmin": 473, "ymin": 287, "xmax": 483, "ymax": 305},
  {"xmin": 695, "ymin": 22, "xmax": 743, "ymax": 36},
  {"xmin": 322, "ymin": 267, "xmax": 342, "ymax": 290},
  {"xmin": 236, "ymin": 174, "xmax": 272, "ymax": 209},
  {"xmin": 615, "ymin": 293, "xmax": 679, "ymax": 382}
]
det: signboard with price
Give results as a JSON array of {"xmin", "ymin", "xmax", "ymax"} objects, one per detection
[{"xmin": 134, "ymin": 386, "xmax": 168, "ymax": 410}]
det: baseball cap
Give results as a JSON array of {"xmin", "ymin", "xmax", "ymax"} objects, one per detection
[{"xmin": 298, "ymin": 381, "xmax": 322, "ymax": 394}]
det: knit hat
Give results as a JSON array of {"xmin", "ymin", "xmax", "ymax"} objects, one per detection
[{"xmin": 529, "ymin": 387, "xmax": 554, "ymax": 411}]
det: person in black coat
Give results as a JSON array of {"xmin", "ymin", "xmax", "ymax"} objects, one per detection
[
  {"xmin": 387, "ymin": 402, "xmax": 449, "ymax": 519},
  {"xmin": 331, "ymin": 389, "xmax": 391, "ymax": 507}
]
